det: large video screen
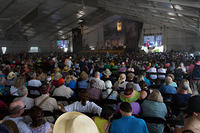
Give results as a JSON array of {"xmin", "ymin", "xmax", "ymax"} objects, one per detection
[
  {"xmin": 142, "ymin": 34, "xmax": 163, "ymax": 53},
  {"xmin": 144, "ymin": 35, "xmax": 162, "ymax": 47},
  {"xmin": 57, "ymin": 40, "xmax": 68, "ymax": 49}
]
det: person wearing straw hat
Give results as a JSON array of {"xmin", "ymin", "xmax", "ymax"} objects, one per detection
[
  {"xmin": 6, "ymin": 72, "xmax": 16, "ymax": 86},
  {"xmin": 101, "ymin": 69, "xmax": 112, "ymax": 82},
  {"xmin": 54, "ymin": 112, "xmax": 100, "ymax": 133}
]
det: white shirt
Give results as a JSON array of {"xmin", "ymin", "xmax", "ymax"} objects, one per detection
[
  {"xmin": 65, "ymin": 59, "xmax": 73, "ymax": 68},
  {"xmin": 3, "ymin": 116, "xmax": 32, "ymax": 133},
  {"xmin": 94, "ymin": 78, "xmax": 106, "ymax": 90},
  {"xmin": 28, "ymin": 79, "xmax": 42, "ymax": 87},
  {"xmin": 10, "ymin": 86, "xmax": 19, "ymax": 96},
  {"xmin": 158, "ymin": 68, "xmax": 167, "ymax": 79},
  {"xmin": 147, "ymin": 67, "xmax": 157, "ymax": 79},
  {"xmin": 64, "ymin": 101, "xmax": 102, "ymax": 116},
  {"xmin": 133, "ymin": 83, "xmax": 141, "ymax": 91}
]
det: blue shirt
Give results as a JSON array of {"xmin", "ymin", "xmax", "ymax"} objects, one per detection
[
  {"xmin": 65, "ymin": 80, "xmax": 76, "ymax": 89},
  {"xmin": 159, "ymin": 85, "xmax": 177, "ymax": 94},
  {"xmin": 144, "ymin": 77, "xmax": 151, "ymax": 86},
  {"xmin": 78, "ymin": 80, "xmax": 88, "ymax": 89},
  {"xmin": 110, "ymin": 116, "xmax": 149, "ymax": 133}
]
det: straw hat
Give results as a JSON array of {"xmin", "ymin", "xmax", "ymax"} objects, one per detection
[
  {"xmin": 54, "ymin": 112, "xmax": 100, "ymax": 133},
  {"xmin": 54, "ymin": 72, "xmax": 63, "ymax": 81},
  {"xmin": 63, "ymin": 66, "xmax": 71, "ymax": 72},
  {"xmin": 7, "ymin": 72, "xmax": 16, "ymax": 80},
  {"xmin": 103, "ymin": 69, "xmax": 112, "ymax": 76}
]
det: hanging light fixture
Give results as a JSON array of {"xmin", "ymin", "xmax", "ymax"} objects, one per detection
[{"xmin": 117, "ymin": 21, "xmax": 122, "ymax": 32}]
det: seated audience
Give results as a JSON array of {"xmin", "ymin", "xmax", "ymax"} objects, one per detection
[
  {"xmin": 13, "ymin": 86, "xmax": 34, "ymax": 110},
  {"xmin": 116, "ymin": 102, "xmax": 141, "ymax": 115},
  {"xmin": 102, "ymin": 80, "xmax": 118, "ymax": 100},
  {"xmin": 172, "ymin": 79, "xmax": 192, "ymax": 116},
  {"xmin": 65, "ymin": 75, "xmax": 76, "ymax": 90},
  {"xmin": 120, "ymin": 84, "xmax": 140, "ymax": 103},
  {"xmin": 3, "ymin": 100, "xmax": 32, "ymax": 133},
  {"xmin": 34, "ymin": 83, "xmax": 59, "ymax": 112},
  {"xmin": 110, "ymin": 102, "xmax": 149, "ymax": 133},
  {"xmin": 139, "ymin": 81, "xmax": 153, "ymax": 102},
  {"xmin": 88, "ymin": 79, "xmax": 102, "ymax": 100},
  {"xmin": 6, "ymin": 72, "xmax": 16, "ymax": 87},
  {"xmin": 141, "ymin": 90, "xmax": 167, "ymax": 133},
  {"xmin": 101, "ymin": 69, "xmax": 113, "ymax": 83},
  {"xmin": 52, "ymin": 78, "xmax": 73, "ymax": 98},
  {"xmin": 77, "ymin": 71, "xmax": 89, "ymax": 89},
  {"xmin": 114, "ymin": 74, "xmax": 128, "ymax": 90},
  {"xmin": 28, "ymin": 106, "xmax": 53, "ymax": 133},
  {"xmin": 126, "ymin": 72, "xmax": 135, "ymax": 82},
  {"xmin": 10, "ymin": 76, "xmax": 26, "ymax": 96},
  {"xmin": 93, "ymin": 106, "xmax": 114, "ymax": 133},
  {"xmin": 93, "ymin": 72, "xmax": 106, "ymax": 90},
  {"xmin": 167, "ymin": 74, "xmax": 178, "ymax": 88},
  {"xmin": 182, "ymin": 96, "xmax": 200, "ymax": 133},
  {"xmin": 63, "ymin": 90, "xmax": 102, "ymax": 116},
  {"xmin": 160, "ymin": 76, "xmax": 177, "ymax": 95},
  {"xmin": 28, "ymin": 72, "xmax": 42, "ymax": 87}
]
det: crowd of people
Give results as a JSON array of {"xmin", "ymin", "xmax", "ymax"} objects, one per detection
[{"xmin": 0, "ymin": 51, "xmax": 200, "ymax": 133}]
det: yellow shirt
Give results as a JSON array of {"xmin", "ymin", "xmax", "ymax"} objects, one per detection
[{"xmin": 94, "ymin": 117, "xmax": 109, "ymax": 133}]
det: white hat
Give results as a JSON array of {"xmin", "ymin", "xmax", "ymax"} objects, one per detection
[{"xmin": 54, "ymin": 112, "xmax": 100, "ymax": 133}]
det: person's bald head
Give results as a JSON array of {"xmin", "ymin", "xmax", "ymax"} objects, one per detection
[{"xmin": 9, "ymin": 100, "xmax": 25, "ymax": 116}]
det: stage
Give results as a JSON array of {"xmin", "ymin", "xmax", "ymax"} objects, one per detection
[{"xmin": 80, "ymin": 49, "xmax": 125, "ymax": 54}]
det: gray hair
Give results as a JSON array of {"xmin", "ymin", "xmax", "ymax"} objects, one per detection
[
  {"xmin": 9, "ymin": 105, "xmax": 22, "ymax": 115},
  {"xmin": 30, "ymin": 72, "xmax": 37, "ymax": 79},
  {"xmin": 95, "ymin": 72, "xmax": 100, "ymax": 78},
  {"xmin": 18, "ymin": 86, "xmax": 28, "ymax": 96}
]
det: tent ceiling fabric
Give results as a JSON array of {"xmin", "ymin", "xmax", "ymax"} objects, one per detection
[{"xmin": 0, "ymin": 0, "xmax": 199, "ymax": 41}]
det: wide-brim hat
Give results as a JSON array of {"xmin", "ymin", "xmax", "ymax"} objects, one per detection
[
  {"xmin": 63, "ymin": 66, "xmax": 71, "ymax": 72},
  {"xmin": 54, "ymin": 72, "xmax": 63, "ymax": 81},
  {"xmin": 103, "ymin": 69, "xmax": 112, "ymax": 76},
  {"xmin": 54, "ymin": 112, "xmax": 100, "ymax": 133},
  {"xmin": 7, "ymin": 72, "xmax": 16, "ymax": 80}
]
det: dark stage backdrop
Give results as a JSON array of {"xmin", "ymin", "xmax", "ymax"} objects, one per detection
[{"xmin": 104, "ymin": 19, "xmax": 143, "ymax": 52}]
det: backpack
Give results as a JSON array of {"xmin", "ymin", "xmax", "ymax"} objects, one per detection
[{"xmin": 192, "ymin": 64, "xmax": 200, "ymax": 80}]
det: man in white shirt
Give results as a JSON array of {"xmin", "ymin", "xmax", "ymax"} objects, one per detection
[
  {"xmin": 63, "ymin": 90, "xmax": 102, "ymax": 116},
  {"xmin": 3, "ymin": 100, "xmax": 32, "ymax": 133}
]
